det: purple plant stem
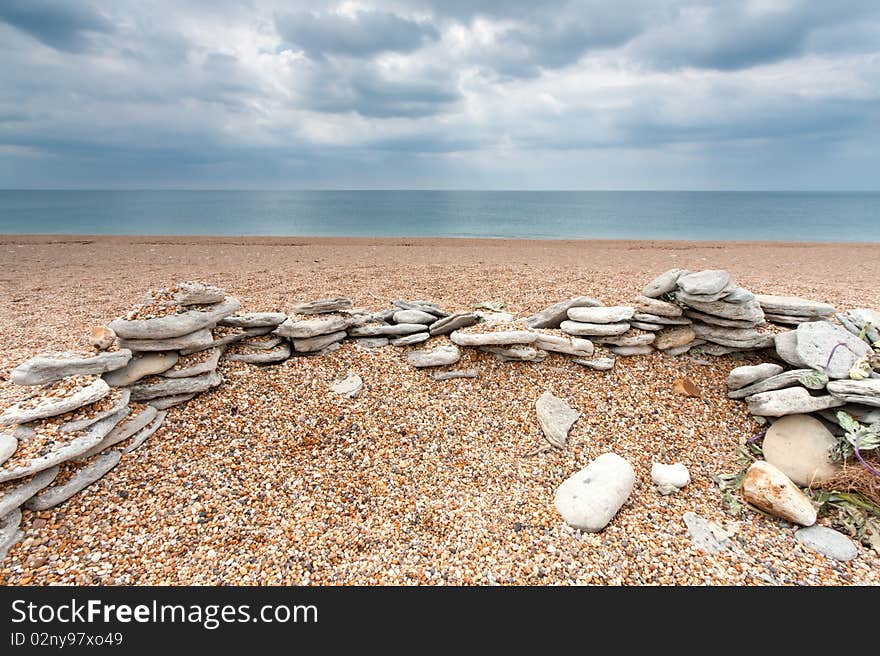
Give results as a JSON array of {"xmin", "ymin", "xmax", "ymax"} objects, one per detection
[
  {"xmin": 747, "ymin": 431, "xmax": 766, "ymax": 444},
  {"xmin": 854, "ymin": 434, "xmax": 880, "ymax": 478},
  {"xmin": 824, "ymin": 341, "xmax": 857, "ymax": 373}
]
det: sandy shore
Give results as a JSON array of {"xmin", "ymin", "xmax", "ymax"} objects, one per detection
[{"xmin": 1, "ymin": 236, "xmax": 879, "ymax": 585}]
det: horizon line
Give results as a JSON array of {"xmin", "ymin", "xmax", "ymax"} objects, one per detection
[{"xmin": 2, "ymin": 188, "xmax": 880, "ymax": 193}]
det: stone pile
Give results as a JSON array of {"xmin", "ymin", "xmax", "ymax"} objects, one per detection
[
  {"xmin": 640, "ymin": 268, "xmax": 773, "ymax": 356},
  {"xmin": 276, "ymin": 297, "xmax": 361, "ymax": 356},
  {"xmin": 351, "ymin": 299, "xmax": 473, "ymax": 348},
  {"xmin": 721, "ymin": 316, "xmax": 880, "ymax": 532},
  {"xmin": 755, "ymin": 294, "xmax": 836, "ymax": 326}
]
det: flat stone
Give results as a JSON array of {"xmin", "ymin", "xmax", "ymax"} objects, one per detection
[
  {"xmin": 634, "ymin": 295, "xmax": 683, "ymax": 318},
  {"xmin": 392, "ymin": 309, "xmax": 436, "ymax": 325},
  {"xmin": 746, "ymin": 387, "xmax": 845, "ymax": 417},
  {"xmin": 0, "ymin": 467, "xmax": 58, "ymax": 518},
  {"xmin": 171, "ymin": 281, "xmax": 226, "ymax": 305},
  {"xmin": 691, "ymin": 323, "xmax": 775, "ymax": 349},
  {"xmin": 450, "ymin": 330, "xmax": 537, "ymax": 347},
  {"xmin": 567, "ymin": 306, "xmax": 634, "ymax": 324},
  {"xmin": 755, "ymin": 294, "xmax": 835, "ymax": 318},
  {"xmin": 429, "ymin": 312, "xmax": 480, "ymax": 336},
  {"xmin": 407, "ymin": 345, "xmax": 461, "ymax": 368},
  {"xmin": 432, "ymin": 369, "xmax": 479, "ymax": 381},
  {"xmin": 275, "ymin": 315, "xmax": 350, "ymax": 339},
  {"xmin": 675, "ymin": 295, "xmax": 765, "ymax": 323},
  {"xmin": 180, "ymin": 326, "xmax": 272, "ymax": 355},
  {"xmin": 0, "ymin": 508, "xmax": 23, "ymax": 561},
  {"xmin": 25, "ymin": 450, "xmax": 122, "ymax": 511},
  {"xmin": 392, "ymin": 300, "xmax": 448, "ymax": 318},
  {"xmin": 118, "ymin": 328, "xmax": 214, "ymax": 353},
  {"xmin": 533, "ymin": 334, "xmax": 594, "ymax": 357},
  {"xmin": 220, "ymin": 312, "xmax": 287, "ymax": 328},
  {"xmin": 148, "ymin": 394, "xmax": 194, "ymax": 410},
  {"xmin": 124, "ymin": 410, "xmax": 167, "ymax": 452},
  {"xmin": 572, "ymin": 357, "xmax": 615, "ymax": 371},
  {"xmin": 721, "ymin": 287, "xmax": 756, "ymax": 303},
  {"xmin": 764, "ymin": 313, "xmax": 819, "ymax": 325},
  {"xmin": 727, "ymin": 369, "xmax": 816, "ymax": 400},
  {"xmin": 60, "ymin": 388, "xmax": 131, "ymax": 433},
  {"xmin": 794, "ymin": 321, "xmax": 871, "ymax": 379},
  {"xmin": 0, "ymin": 409, "xmax": 126, "ymax": 483},
  {"xmin": 292, "ymin": 330, "xmax": 347, "ymax": 352},
  {"xmin": 348, "ymin": 323, "xmax": 426, "ymax": 337},
  {"xmin": 103, "ymin": 352, "xmax": 178, "ymax": 386},
  {"xmin": 356, "ymin": 337, "xmax": 389, "ymax": 348},
  {"xmin": 633, "ymin": 313, "xmax": 692, "ymax": 325},
  {"xmin": 610, "ymin": 345, "xmax": 655, "ymax": 356},
  {"xmin": 0, "ymin": 434, "xmax": 15, "ymax": 467},
  {"xmin": 676, "ymin": 288, "xmax": 736, "ymax": 304},
  {"xmin": 390, "ymin": 333, "xmax": 430, "ymax": 347},
  {"xmin": 652, "ymin": 462, "xmax": 690, "ymax": 490},
  {"xmin": 642, "ymin": 269, "xmax": 688, "ymax": 298},
  {"xmin": 762, "ymin": 414, "xmax": 841, "ymax": 487},
  {"xmin": 524, "ymin": 296, "xmax": 602, "ymax": 329},
  {"xmin": 827, "ymin": 378, "xmax": 880, "ymax": 407},
  {"xmin": 554, "ymin": 453, "xmax": 635, "ymax": 532},
  {"xmin": 652, "ymin": 326, "xmax": 697, "ymax": 350},
  {"xmin": 536, "ymin": 391, "xmax": 580, "ymax": 449},
  {"xmin": 110, "ymin": 296, "xmax": 240, "ymax": 339},
  {"xmin": 128, "ymin": 371, "xmax": 221, "ymax": 401},
  {"xmin": 76, "ymin": 405, "xmax": 159, "ymax": 460},
  {"xmin": 89, "ymin": 325, "xmax": 116, "ymax": 351},
  {"xmin": 678, "ymin": 270, "xmax": 731, "ymax": 296},
  {"xmin": 476, "ymin": 311, "xmax": 515, "ymax": 324},
  {"xmin": 290, "ymin": 297, "xmax": 352, "ymax": 315},
  {"xmin": 741, "ymin": 460, "xmax": 817, "ymax": 526},
  {"xmin": 162, "ymin": 347, "xmax": 223, "ymax": 378},
  {"xmin": 241, "ymin": 335, "xmax": 283, "ymax": 350},
  {"xmin": 1, "ymin": 377, "xmax": 110, "ymax": 426},
  {"xmin": 227, "ymin": 343, "xmax": 292, "ymax": 364},
  {"xmin": 795, "ymin": 525, "xmax": 858, "ymax": 562},
  {"xmin": 10, "ymin": 350, "xmax": 132, "ymax": 386},
  {"xmin": 330, "ymin": 373, "xmax": 363, "ymax": 399},
  {"xmin": 683, "ymin": 309, "xmax": 762, "ymax": 329},
  {"xmin": 682, "ymin": 512, "xmax": 731, "ymax": 554},
  {"xmin": 481, "ymin": 346, "xmax": 548, "ymax": 362},
  {"xmin": 694, "ymin": 344, "xmax": 748, "ymax": 356},
  {"xmin": 560, "ymin": 321, "xmax": 630, "ymax": 337},
  {"xmin": 630, "ymin": 321, "xmax": 663, "ymax": 331},
  {"xmin": 838, "ymin": 309, "xmax": 880, "ymax": 344},
  {"xmin": 727, "ymin": 363, "xmax": 785, "ymax": 390},
  {"xmin": 594, "ymin": 333, "xmax": 656, "ymax": 347}
]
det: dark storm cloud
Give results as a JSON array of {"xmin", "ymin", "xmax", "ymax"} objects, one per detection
[
  {"xmin": 0, "ymin": 0, "xmax": 113, "ymax": 53},
  {"xmin": 275, "ymin": 9, "xmax": 439, "ymax": 58},
  {"xmin": 0, "ymin": 0, "xmax": 879, "ymax": 189}
]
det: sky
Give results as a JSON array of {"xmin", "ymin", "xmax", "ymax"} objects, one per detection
[{"xmin": 0, "ymin": 0, "xmax": 879, "ymax": 190}]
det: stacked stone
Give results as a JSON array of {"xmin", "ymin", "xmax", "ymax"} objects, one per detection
[
  {"xmin": 0, "ymin": 349, "xmax": 138, "ymax": 557},
  {"xmin": 837, "ymin": 308, "xmax": 880, "ymax": 345},
  {"xmin": 641, "ymin": 268, "xmax": 772, "ymax": 356},
  {"xmin": 222, "ymin": 312, "xmax": 289, "ymax": 364},
  {"xmin": 559, "ymin": 305, "xmax": 654, "ymax": 357},
  {"xmin": 755, "ymin": 295, "xmax": 836, "ymax": 326},
  {"xmin": 107, "ymin": 282, "xmax": 239, "ymax": 408},
  {"xmin": 276, "ymin": 297, "xmax": 362, "ymax": 356},
  {"xmin": 722, "ymin": 317, "xmax": 879, "ymax": 528}
]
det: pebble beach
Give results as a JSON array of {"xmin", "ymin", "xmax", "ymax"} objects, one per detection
[{"xmin": 1, "ymin": 235, "xmax": 879, "ymax": 586}]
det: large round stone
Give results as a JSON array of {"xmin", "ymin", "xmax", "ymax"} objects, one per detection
[{"xmin": 763, "ymin": 414, "xmax": 840, "ymax": 487}]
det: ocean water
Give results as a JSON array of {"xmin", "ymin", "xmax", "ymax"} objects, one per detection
[{"xmin": 0, "ymin": 190, "xmax": 877, "ymax": 241}]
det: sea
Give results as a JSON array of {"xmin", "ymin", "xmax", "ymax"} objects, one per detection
[{"xmin": 0, "ymin": 190, "xmax": 878, "ymax": 241}]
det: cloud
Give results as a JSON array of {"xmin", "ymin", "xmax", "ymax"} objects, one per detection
[
  {"xmin": 275, "ymin": 9, "xmax": 439, "ymax": 58},
  {"xmin": 0, "ymin": 0, "xmax": 879, "ymax": 189},
  {"xmin": 0, "ymin": 0, "xmax": 113, "ymax": 53}
]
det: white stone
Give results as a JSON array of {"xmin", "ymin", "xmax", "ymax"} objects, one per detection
[
  {"xmin": 794, "ymin": 321, "xmax": 871, "ymax": 379},
  {"xmin": 762, "ymin": 414, "xmax": 840, "ymax": 487},
  {"xmin": 524, "ymin": 296, "xmax": 602, "ymax": 329},
  {"xmin": 677, "ymin": 270, "xmax": 731, "ymax": 296},
  {"xmin": 727, "ymin": 363, "xmax": 784, "ymax": 390},
  {"xmin": 554, "ymin": 453, "xmax": 635, "ymax": 532},
  {"xmin": 109, "ymin": 296, "xmax": 241, "ymax": 339},
  {"xmin": 642, "ymin": 269, "xmax": 688, "ymax": 298},
  {"xmin": 560, "ymin": 321, "xmax": 630, "ymax": 337},
  {"xmin": 532, "ymin": 334, "xmax": 594, "ymax": 357},
  {"xmin": 449, "ymin": 330, "xmax": 537, "ymax": 347},
  {"xmin": 567, "ymin": 306, "xmax": 635, "ymax": 324},
  {"xmin": 746, "ymin": 387, "xmax": 845, "ymax": 417},
  {"xmin": 795, "ymin": 526, "xmax": 858, "ymax": 562},
  {"xmin": 0, "ymin": 377, "xmax": 110, "ymax": 426},
  {"xmin": 330, "ymin": 373, "xmax": 363, "ymax": 399},
  {"xmin": 536, "ymin": 391, "xmax": 580, "ymax": 449},
  {"xmin": 10, "ymin": 350, "xmax": 132, "ymax": 386},
  {"xmin": 392, "ymin": 309, "xmax": 436, "ymax": 325},
  {"xmin": 651, "ymin": 462, "xmax": 691, "ymax": 489},
  {"xmin": 407, "ymin": 345, "xmax": 461, "ymax": 368},
  {"xmin": 741, "ymin": 460, "xmax": 817, "ymax": 526}
]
